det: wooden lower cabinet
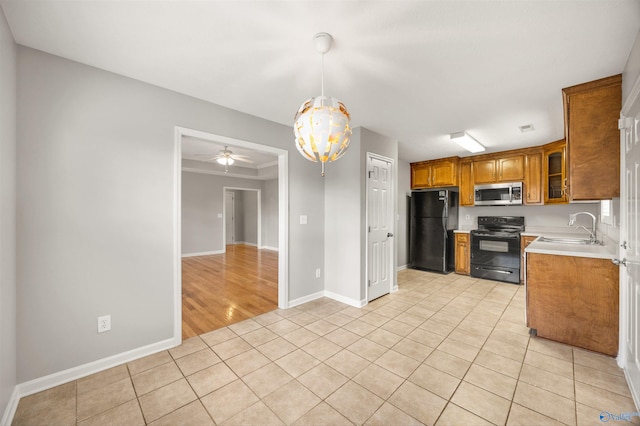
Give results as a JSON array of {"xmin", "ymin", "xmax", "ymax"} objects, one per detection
[
  {"xmin": 526, "ymin": 253, "xmax": 618, "ymax": 356},
  {"xmin": 520, "ymin": 235, "xmax": 538, "ymax": 283},
  {"xmin": 455, "ymin": 233, "xmax": 470, "ymax": 275}
]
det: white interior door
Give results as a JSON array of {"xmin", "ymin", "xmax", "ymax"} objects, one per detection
[
  {"xmin": 225, "ymin": 191, "xmax": 235, "ymax": 246},
  {"xmin": 367, "ymin": 154, "xmax": 394, "ymax": 301},
  {"xmin": 620, "ymin": 85, "xmax": 640, "ymax": 405}
]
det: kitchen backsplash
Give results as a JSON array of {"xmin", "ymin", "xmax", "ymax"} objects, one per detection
[{"xmin": 458, "ymin": 201, "xmax": 620, "ymax": 242}]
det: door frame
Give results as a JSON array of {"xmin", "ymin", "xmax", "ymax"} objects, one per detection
[
  {"xmin": 365, "ymin": 152, "xmax": 396, "ymax": 302},
  {"xmin": 618, "ymin": 71, "xmax": 640, "ymax": 408},
  {"xmin": 174, "ymin": 126, "xmax": 289, "ymax": 342},
  {"xmin": 223, "ymin": 187, "xmax": 261, "ymax": 250}
]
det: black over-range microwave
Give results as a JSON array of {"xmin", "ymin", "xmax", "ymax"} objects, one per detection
[{"xmin": 474, "ymin": 182, "xmax": 523, "ymax": 206}]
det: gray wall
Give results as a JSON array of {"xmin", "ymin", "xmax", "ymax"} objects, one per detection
[
  {"xmin": 232, "ymin": 190, "xmax": 245, "ymax": 243},
  {"xmin": 324, "ymin": 127, "xmax": 398, "ymax": 304},
  {"xmin": 324, "ymin": 131, "xmax": 362, "ymax": 303},
  {"xmin": 16, "ymin": 46, "xmax": 324, "ymax": 383},
  {"xmin": 0, "ymin": 6, "xmax": 16, "ymax": 419},
  {"xmin": 240, "ymin": 190, "xmax": 258, "ymax": 245},
  {"xmin": 263, "ymin": 179, "xmax": 278, "ymax": 250},
  {"xmin": 181, "ymin": 172, "xmax": 263, "ymax": 255},
  {"xmin": 397, "ymin": 160, "xmax": 410, "ymax": 269}
]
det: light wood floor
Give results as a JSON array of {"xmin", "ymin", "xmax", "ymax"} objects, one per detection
[{"xmin": 181, "ymin": 244, "xmax": 278, "ymax": 339}]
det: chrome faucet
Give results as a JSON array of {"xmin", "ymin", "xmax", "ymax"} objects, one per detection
[{"xmin": 568, "ymin": 211, "xmax": 598, "ymax": 243}]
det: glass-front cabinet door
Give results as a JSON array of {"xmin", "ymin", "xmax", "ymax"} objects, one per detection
[{"xmin": 544, "ymin": 140, "xmax": 568, "ymax": 204}]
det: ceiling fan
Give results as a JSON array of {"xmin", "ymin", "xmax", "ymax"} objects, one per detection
[{"xmin": 211, "ymin": 146, "xmax": 253, "ymax": 173}]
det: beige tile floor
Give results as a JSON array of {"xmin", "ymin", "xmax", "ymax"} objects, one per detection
[{"xmin": 12, "ymin": 270, "xmax": 639, "ymax": 425}]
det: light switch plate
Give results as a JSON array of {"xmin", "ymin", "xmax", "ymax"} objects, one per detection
[{"xmin": 300, "ymin": 215, "xmax": 307, "ymax": 225}]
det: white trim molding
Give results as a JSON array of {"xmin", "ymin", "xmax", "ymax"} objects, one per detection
[
  {"xmin": 324, "ymin": 291, "xmax": 367, "ymax": 308},
  {"xmin": 174, "ymin": 126, "xmax": 289, "ymax": 321},
  {"xmin": 181, "ymin": 250, "xmax": 225, "ymax": 258},
  {"xmin": 1, "ymin": 338, "xmax": 178, "ymax": 426}
]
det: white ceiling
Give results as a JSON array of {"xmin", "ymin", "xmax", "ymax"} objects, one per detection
[{"xmin": 2, "ymin": 1, "xmax": 639, "ymax": 163}]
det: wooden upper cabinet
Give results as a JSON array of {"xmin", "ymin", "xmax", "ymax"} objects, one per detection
[
  {"xmin": 411, "ymin": 163, "xmax": 430, "ymax": 188},
  {"xmin": 472, "ymin": 159, "xmax": 497, "ymax": 184},
  {"xmin": 543, "ymin": 140, "xmax": 568, "ymax": 204},
  {"xmin": 459, "ymin": 160, "xmax": 474, "ymax": 206},
  {"xmin": 524, "ymin": 151, "xmax": 543, "ymax": 205},
  {"xmin": 563, "ymin": 74, "xmax": 621, "ymax": 200},
  {"xmin": 411, "ymin": 157, "xmax": 459, "ymax": 189},
  {"xmin": 499, "ymin": 156, "xmax": 525, "ymax": 181},
  {"xmin": 472, "ymin": 155, "xmax": 524, "ymax": 184}
]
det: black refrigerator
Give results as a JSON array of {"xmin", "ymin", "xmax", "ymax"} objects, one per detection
[{"xmin": 409, "ymin": 188, "xmax": 458, "ymax": 273}]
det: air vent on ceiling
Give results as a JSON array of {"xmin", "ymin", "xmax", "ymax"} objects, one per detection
[{"xmin": 518, "ymin": 124, "xmax": 535, "ymax": 133}]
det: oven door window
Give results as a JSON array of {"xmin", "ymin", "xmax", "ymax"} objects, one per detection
[
  {"xmin": 471, "ymin": 235, "xmax": 520, "ymax": 269},
  {"xmin": 479, "ymin": 240, "xmax": 509, "ymax": 253}
]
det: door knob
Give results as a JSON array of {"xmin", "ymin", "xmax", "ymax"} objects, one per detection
[{"xmin": 387, "ymin": 232, "xmax": 394, "ymax": 238}]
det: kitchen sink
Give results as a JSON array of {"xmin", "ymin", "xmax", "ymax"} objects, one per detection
[{"xmin": 537, "ymin": 236, "xmax": 603, "ymax": 245}]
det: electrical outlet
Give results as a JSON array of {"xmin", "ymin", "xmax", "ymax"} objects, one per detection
[
  {"xmin": 98, "ymin": 315, "xmax": 111, "ymax": 333},
  {"xmin": 465, "ymin": 214, "xmax": 470, "ymax": 220},
  {"xmin": 315, "ymin": 268, "xmax": 321, "ymax": 278}
]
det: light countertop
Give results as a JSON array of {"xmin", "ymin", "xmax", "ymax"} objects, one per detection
[
  {"xmin": 524, "ymin": 233, "xmax": 618, "ymax": 260},
  {"xmin": 454, "ymin": 226, "xmax": 618, "ymax": 259}
]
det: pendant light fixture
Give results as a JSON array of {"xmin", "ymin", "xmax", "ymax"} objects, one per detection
[{"xmin": 294, "ymin": 32, "xmax": 352, "ymax": 177}]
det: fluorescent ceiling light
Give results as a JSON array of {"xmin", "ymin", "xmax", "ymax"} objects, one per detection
[{"xmin": 450, "ymin": 131, "xmax": 485, "ymax": 153}]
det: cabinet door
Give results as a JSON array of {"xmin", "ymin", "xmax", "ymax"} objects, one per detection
[
  {"xmin": 455, "ymin": 233, "xmax": 470, "ymax": 275},
  {"xmin": 459, "ymin": 161, "xmax": 474, "ymax": 206},
  {"xmin": 544, "ymin": 145, "xmax": 568, "ymax": 204},
  {"xmin": 473, "ymin": 159, "xmax": 497, "ymax": 183},
  {"xmin": 520, "ymin": 235, "xmax": 538, "ymax": 282},
  {"xmin": 564, "ymin": 75, "xmax": 621, "ymax": 200},
  {"xmin": 411, "ymin": 163, "xmax": 430, "ymax": 189},
  {"xmin": 431, "ymin": 161, "xmax": 457, "ymax": 187},
  {"xmin": 524, "ymin": 152, "xmax": 543, "ymax": 205},
  {"xmin": 527, "ymin": 253, "xmax": 618, "ymax": 356},
  {"xmin": 498, "ymin": 155, "xmax": 525, "ymax": 181}
]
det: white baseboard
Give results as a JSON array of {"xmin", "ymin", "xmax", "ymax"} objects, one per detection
[
  {"xmin": 1, "ymin": 337, "xmax": 179, "ymax": 426},
  {"xmin": 324, "ymin": 291, "xmax": 366, "ymax": 308},
  {"xmin": 259, "ymin": 245, "xmax": 279, "ymax": 252},
  {"xmin": 288, "ymin": 291, "xmax": 325, "ymax": 308},
  {"xmin": 181, "ymin": 250, "xmax": 224, "ymax": 258},
  {"xmin": 289, "ymin": 290, "xmax": 365, "ymax": 309},
  {"xmin": 234, "ymin": 242, "xmax": 257, "ymax": 247},
  {"xmin": 1, "ymin": 387, "xmax": 19, "ymax": 426},
  {"xmin": 397, "ymin": 264, "xmax": 408, "ymax": 271}
]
